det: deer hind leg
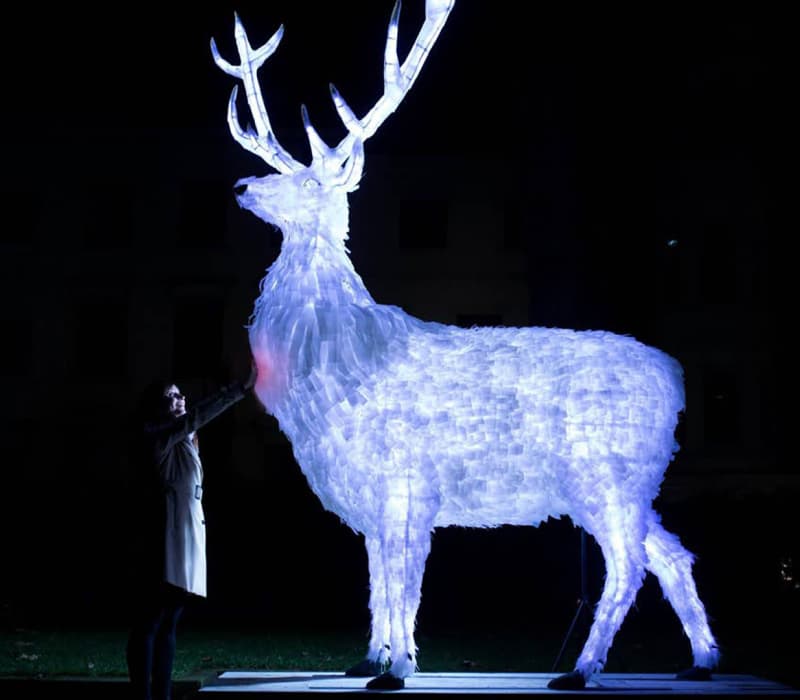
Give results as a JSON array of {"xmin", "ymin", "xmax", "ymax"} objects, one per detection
[
  {"xmin": 644, "ymin": 515, "xmax": 720, "ymax": 675},
  {"xmin": 550, "ymin": 500, "xmax": 648, "ymax": 689},
  {"xmin": 365, "ymin": 490, "xmax": 435, "ymax": 690}
]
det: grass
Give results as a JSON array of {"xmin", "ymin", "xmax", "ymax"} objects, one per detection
[
  {"xmin": 2, "ymin": 619, "xmax": 797, "ymax": 689},
  {"xmin": 0, "ymin": 623, "xmax": 563, "ymax": 680}
]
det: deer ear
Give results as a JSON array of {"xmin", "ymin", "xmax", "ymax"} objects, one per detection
[{"xmin": 338, "ymin": 139, "xmax": 364, "ymax": 191}]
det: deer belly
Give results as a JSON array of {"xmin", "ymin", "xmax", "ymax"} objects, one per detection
[
  {"xmin": 299, "ymin": 412, "xmax": 570, "ymax": 530},
  {"xmin": 433, "ymin": 445, "xmax": 571, "ymax": 527}
]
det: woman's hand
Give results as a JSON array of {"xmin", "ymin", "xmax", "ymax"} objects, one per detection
[{"xmin": 243, "ymin": 360, "xmax": 258, "ymax": 390}]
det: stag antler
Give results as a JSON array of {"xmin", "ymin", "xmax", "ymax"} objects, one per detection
[
  {"xmin": 210, "ymin": 15, "xmax": 304, "ymax": 175},
  {"xmin": 327, "ymin": 0, "xmax": 455, "ymax": 155},
  {"xmin": 211, "ymin": 0, "xmax": 455, "ymax": 177}
]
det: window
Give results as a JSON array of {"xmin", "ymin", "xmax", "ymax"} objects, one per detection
[
  {"xmin": 700, "ymin": 223, "xmax": 737, "ymax": 304},
  {"xmin": 177, "ymin": 181, "xmax": 228, "ymax": 248},
  {"xmin": 659, "ymin": 237, "xmax": 683, "ymax": 304},
  {"xmin": 0, "ymin": 188, "xmax": 39, "ymax": 246},
  {"xmin": 398, "ymin": 199, "xmax": 447, "ymax": 249},
  {"xmin": 81, "ymin": 181, "xmax": 132, "ymax": 248},
  {"xmin": 503, "ymin": 198, "xmax": 522, "ymax": 250},
  {"xmin": 702, "ymin": 366, "xmax": 739, "ymax": 448},
  {"xmin": 172, "ymin": 297, "xmax": 225, "ymax": 379},
  {"xmin": 0, "ymin": 319, "xmax": 33, "ymax": 376},
  {"xmin": 75, "ymin": 300, "xmax": 129, "ymax": 378}
]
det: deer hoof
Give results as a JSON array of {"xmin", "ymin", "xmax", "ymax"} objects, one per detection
[
  {"xmin": 676, "ymin": 666, "xmax": 712, "ymax": 681},
  {"xmin": 345, "ymin": 659, "xmax": 384, "ymax": 677},
  {"xmin": 366, "ymin": 672, "xmax": 405, "ymax": 690},
  {"xmin": 547, "ymin": 670, "xmax": 586, "ymax": 690}
]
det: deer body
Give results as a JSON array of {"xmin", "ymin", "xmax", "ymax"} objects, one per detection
[{"xmin": 213, "ymin": 1, "xmax": 719, "ymax": 689}]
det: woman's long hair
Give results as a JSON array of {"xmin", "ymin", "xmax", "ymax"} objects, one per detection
[
  {"xmin": 127, "ymin": 377, "xmax": 176, "ymax": 493},
  {"xmin": 133, "ymin": 378, "xmax": 175, "ymax": 427},
  {"xmin": 124, "ymin": 377, "xmax": 177, "ymax": 586}
]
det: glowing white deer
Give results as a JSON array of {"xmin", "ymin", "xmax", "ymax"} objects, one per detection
[{"xmin": 211, "ymin": 0, "xmax": 719, "ymax": 690}]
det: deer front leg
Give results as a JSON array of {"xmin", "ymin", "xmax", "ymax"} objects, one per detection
[
  {"xmin": 345, "ymin": 536, "xmax": 390, "ymax": 677},
  {"xmin": 365, "ymin": 489, "xmax": 435, "ymax": 690}
]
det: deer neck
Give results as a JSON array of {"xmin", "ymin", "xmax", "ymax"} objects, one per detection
[
  {"xmin": 250, "ymin": 219, "xmax": 382, "ymax": 415},
  {"xmin": 266, "ymin": 222, "xmax": 374, "ymax": 308}
]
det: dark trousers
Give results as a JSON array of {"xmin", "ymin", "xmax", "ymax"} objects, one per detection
[{"xmin": 126, "ymin": 582, "xmax": 190, "ymax": 700}]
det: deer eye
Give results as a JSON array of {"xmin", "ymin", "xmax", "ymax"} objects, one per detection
[{"xmin": 302, "ymin": 178, "xmax": 320, "ymax": 189}]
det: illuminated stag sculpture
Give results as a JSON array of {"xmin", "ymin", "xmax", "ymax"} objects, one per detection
[{"xmin": 212, "ymin": 0, "xmax": 719, "ymax": 690}]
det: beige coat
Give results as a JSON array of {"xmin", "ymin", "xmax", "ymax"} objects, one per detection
[{"xmin": 145, "ymin": 382, "xmax": 248, "ymax": 597}]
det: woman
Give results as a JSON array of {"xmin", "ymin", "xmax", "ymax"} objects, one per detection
[{"xmin": 126, "ymin": 364, "xmax": 256, "ymax": 700}]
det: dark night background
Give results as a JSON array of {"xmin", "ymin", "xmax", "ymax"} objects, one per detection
[{"xmin": 0, "ymin": 0, "xmax": 795, "ymax": 683}]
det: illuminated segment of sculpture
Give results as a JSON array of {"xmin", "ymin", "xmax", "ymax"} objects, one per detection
[{"xmin": 211, "ymin": 0, "xmax": 719, "ymax": 690}]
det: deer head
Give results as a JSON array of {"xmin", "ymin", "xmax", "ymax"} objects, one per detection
[{"xmin": 210, "ymin": 0, "xmax": 455, "ymax": 247}]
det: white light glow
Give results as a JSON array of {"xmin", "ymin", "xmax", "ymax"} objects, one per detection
[{"xmin": 212, "ymin": 0, "xmax": 718, "ymax": 687}]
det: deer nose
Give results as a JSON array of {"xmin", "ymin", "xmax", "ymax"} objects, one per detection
[{"xmin": 234, "ymin": 183, "xmax": 248, "ymax": 196}]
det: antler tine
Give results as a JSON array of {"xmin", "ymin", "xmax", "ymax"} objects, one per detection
[
  {"xmin": 301, "ymin": 104, "xmax": 338, "ymax": 165},
  {"xmin": 211, "ymin": 13, "xmax": 304, "ymax": 174},
  {"xmin": 328, "ymin": 0, "xmax": 455, "ymax": 159}
]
